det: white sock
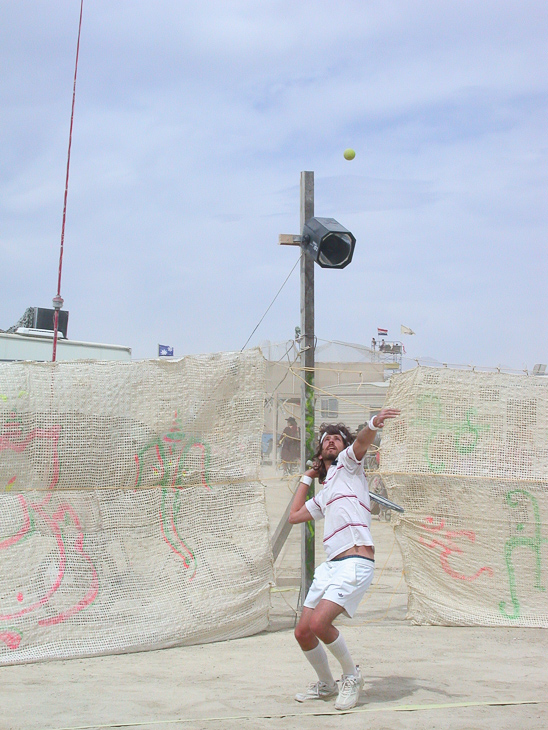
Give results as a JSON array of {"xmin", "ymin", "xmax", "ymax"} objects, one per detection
[
  {"xmin": 326, "ymin": 633, "xmax": 357, "ymax": 676},
  {"xmin": 302, "ymin": 643, "xmax": 336, "ymax": 686}
]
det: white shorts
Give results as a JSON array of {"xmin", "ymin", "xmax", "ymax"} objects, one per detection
[{"xmin": 303, "ymin": 556, "xmax": 375, "ymax": 618}]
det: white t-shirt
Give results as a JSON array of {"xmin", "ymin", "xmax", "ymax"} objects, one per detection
[{"xmin": 305, "ymin": 442, "xmax": 373, "ymax": 560}]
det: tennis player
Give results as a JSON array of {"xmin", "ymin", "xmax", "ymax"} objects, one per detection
[{"xmin": 288, "ymin": 407, "xmax": 400, "ymax": 710}]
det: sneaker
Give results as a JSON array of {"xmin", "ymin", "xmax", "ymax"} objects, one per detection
[
  {"xmin": 295, "ymin": 680, "xmax": 339, "ymax": 702},
  {"xmin": 334, "ymin": 666, "xmax": 364, "ymax": 710}
]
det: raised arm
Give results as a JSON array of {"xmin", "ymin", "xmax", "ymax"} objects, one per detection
[
  {"xmin": 352, "ymin": 407, "xmax": 401, "ymax": 462},
  {"xmin": 288, "ymin": 468, "xmax": 319, "ymax": 524}
]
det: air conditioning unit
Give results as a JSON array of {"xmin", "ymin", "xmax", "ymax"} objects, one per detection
[{"xmin": 32, "ymin": 307, "xmax": 69, "ymax": 338}]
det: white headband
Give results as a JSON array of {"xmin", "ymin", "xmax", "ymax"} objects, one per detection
[{"xmin": 320, "ymin": 430, "xmax": 346, "ymax": 445}]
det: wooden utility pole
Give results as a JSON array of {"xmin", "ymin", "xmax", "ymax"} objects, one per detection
[
  {"xmin": 300, "ymin": 171, "xmax": 315, "ymax": 602},
  {"xmin": 275, "ymin": 173, "xmax": 358, "ymax": 594},
  {"xmin": 275, "ymin": 171, "xmax": 316, "ymax": 602}
]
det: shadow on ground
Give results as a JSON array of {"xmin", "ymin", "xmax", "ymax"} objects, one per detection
[{"xmin": 359, "ymin": 674, "xmax": 458, "ymax": 706}]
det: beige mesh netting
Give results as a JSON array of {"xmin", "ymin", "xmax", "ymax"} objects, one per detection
[
  {"xmin": 0, "ymin": 349, "xmax": 273, "ymax": 665},
  {"xmin": 381, "ymin": 366, "xmax": 548, "ymax": 627}
]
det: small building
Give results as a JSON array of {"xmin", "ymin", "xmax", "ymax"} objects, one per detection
[
  {"xmin": 0, "ymin": 331, "xmax": 131, "ymax": 362},
  {"xmin": 1, "ymin": 306, "xmax": 131, "ymax": 362}
]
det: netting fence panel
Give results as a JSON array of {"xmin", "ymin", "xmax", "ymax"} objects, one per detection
[
  {"xmin": 380, "ymin": 366, "xmax": 548, "ymax": 626},
  {"xmin": 0, "ymin": 350, "xmax": 273, "ymax": 665}
]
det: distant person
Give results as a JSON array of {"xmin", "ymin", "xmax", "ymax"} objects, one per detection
[
  {"xmin": 289, "ymin": 408, "xmax": 400, "ymax": 710},
  {"xmin": 371, "ymin": 337, "xmax": 376, "ymax": 350},
  {"xmin": 278, "ymin": 417, "xmax": 300, "ymax": 475},
  {"xmin": 379, "ymin": 339, "xmax": 385, "ymax": 352}
]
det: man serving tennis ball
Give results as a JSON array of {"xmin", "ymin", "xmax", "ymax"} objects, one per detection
[{"xmin": 289, "ymin": 407, "xmax": 400, "ymax": 710}]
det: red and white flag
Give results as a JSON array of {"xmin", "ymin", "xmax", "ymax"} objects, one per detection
[{"xmin": 377, "ymin": 328, "xmax": 388, "ymax": 337}]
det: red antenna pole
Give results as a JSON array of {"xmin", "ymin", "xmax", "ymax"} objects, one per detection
[{"xmin": 52, "ymin": 0, "xmax": 84, "ymax": 362}]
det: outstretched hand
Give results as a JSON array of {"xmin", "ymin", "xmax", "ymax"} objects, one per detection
[
  {"xmin": 372, "ymin": 407, "xmax": 401, "ymax": 429},
  {"xmin": 353, "ymin": 407, "xmax": 401, "ymax": 461}
]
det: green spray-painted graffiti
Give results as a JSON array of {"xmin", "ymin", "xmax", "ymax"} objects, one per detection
[
  {"xmin": 416, "ymin": 395, "xmax": 490, "ymax": 473},
  {"xmin": 134, "ymin": 413, "xmax": 212, "ymax": 580},
  {"xmin": 134, "ymin": 415, "xmax": 212, "ymax": 491},
  {"xmin": 499, "ymin": 489, "xmax": 548, "ymax": 620}
]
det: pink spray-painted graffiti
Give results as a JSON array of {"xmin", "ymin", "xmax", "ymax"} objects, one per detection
[
  {"xmin": 0, "ymin": 411, "xmax": 99, "ymax": 650},
  {"xmin": 419, "ymin": 516, "xmax": 494, "ymax": 582},
  {"xmin": 134, "ymin": 413, "xmax": 211, "ymax": 581}
]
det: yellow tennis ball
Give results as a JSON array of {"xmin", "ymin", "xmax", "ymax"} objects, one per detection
[{"xmin": 343, "ymin": 148, "xmax": 356, "ymax": 160}]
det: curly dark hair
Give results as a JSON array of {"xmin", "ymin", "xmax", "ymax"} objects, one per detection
[{"xmin": 313, "ymin": 422, "xmax": 355, "ymax": 483}]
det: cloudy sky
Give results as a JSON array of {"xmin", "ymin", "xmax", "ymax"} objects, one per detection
[{"xmin": 1, "ymin": 1, "xmax": 547, "ymax": 369}]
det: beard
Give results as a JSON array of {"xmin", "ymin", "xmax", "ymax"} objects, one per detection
[{"xmin": 322, "ymin": 444, "xmax": 342, "ymax": 461}]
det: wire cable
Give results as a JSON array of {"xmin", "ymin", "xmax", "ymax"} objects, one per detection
[{"xmin": 241, "ymin": 257, "xmax": 300, "ymax": 351}]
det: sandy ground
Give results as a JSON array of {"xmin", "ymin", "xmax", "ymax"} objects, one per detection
[{"xmin": 1, "ymin": 466, "xmax": 547, "ymax": 730}]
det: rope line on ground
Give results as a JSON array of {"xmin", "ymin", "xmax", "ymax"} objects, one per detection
[{"xmin": 45, "ymin": 699, "xmax": 547, "ymax": 729}]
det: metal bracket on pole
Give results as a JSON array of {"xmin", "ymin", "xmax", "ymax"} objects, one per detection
[{"xmin": 278, "ymin": 234, "xmax": 303, "ymax": 246}]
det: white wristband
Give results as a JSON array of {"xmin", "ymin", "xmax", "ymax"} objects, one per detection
[
  {"xmin": 300, "ymin": 475, "xmax": 313, "ymax": 486},
  {"xmin": 368, "ymin": 416, "xmax": 379, "ymax": 431}
]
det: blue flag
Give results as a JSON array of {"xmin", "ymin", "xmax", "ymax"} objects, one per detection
[{"xmin": 158, "ymin": 344, "xmax": 174, "ymax": 357}]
